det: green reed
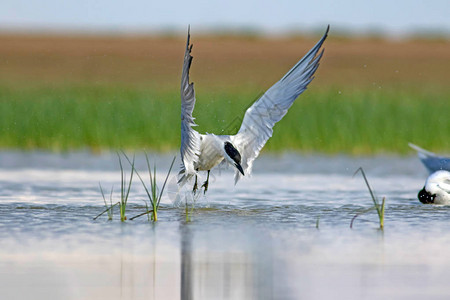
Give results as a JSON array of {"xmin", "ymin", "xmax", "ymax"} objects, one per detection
[
  {"xmin": 127, "ymin": 154, "xmax": 176, "ymax": 222},
  {"xmin": 0, "ymin": 84, "xmax": 448, "ymax": 154},
  {"xmin": 350, "ymin": 167, "xmax": 386, "ymax": 230},
  {"xmin": 93, "ymin": 152, "xmax": 135, "ymax": 222}
]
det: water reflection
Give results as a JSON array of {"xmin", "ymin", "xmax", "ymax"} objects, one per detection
[
  {"xmin": 179, "ymin": 222, "xmax": 265, "ymax": 300},
  {"xmin": 2, "ymin": 152, "xmax": 450, "ymax": 299},
  {"xmin": 72, "ymin": 220, "xmax": 275, "ymax": 300},
  {"xmin": 180, "ymin": 224, "xmax": 193, "ymax": 300}
]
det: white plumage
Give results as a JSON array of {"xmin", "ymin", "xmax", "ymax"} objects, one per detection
[
  {"xmin": 179, "ymin": 26, "xmax": 329, "ymax": 192},
  {"xmin": 418, "ymin": 170, "xmax": 450, "ymax": 205}
]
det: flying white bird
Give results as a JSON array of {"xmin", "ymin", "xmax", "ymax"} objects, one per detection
[
  {"xmin": 418, "ymin": 170, "xmax": 450, "ymax": 204},
  {"xmin": 409, "ymin": 143, "xmax": 450, "ymax": 173},
  {"xmin": 179, "ymin": 26, "xmax": 329, "ymax": 193}
]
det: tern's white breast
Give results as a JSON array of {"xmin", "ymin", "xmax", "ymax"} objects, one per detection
[{"xmin": 196, "ymin": 134, "xmax": 225, "ymax": 171}]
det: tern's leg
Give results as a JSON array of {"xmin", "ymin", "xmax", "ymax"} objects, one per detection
[
  {"xmin": 192, "ymin": 175, "xmax": 198, "ymax": 193},
  {"xmin": 201, "ymin": 170, "xmax": 210, "ymax": 194}
]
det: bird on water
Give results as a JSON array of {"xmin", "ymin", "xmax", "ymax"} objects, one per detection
[
  {"xmin": 418, "ymin": 170, "xmax": 450, "ymax": 205},
  {"xmin": 409, "ymin": 143, "xmax": 450, "ymax": 204}
]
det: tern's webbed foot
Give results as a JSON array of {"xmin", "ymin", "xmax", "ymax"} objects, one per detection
[
  {"xmin": 201, "ymin": 180, "xmax": 209, "ymax": 194},
  {"xmin": 201, "ymin": 170, "xmax": 210, "ymax": 195}
]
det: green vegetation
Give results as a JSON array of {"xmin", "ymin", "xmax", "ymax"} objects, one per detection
[
  {"xmin": 1, "ymin": 34, "xmax": 448, "ymax": 154},
  {"xmin": 128, "ymin": 154, "xmax": 176, "ymax": 222},
  {"xmin": 118, "ymin": 153, "xmax": 134, "ymax": 221},
  {"xmin": 94, "ymin": 153, "xmax": 135, "ymax": 222},
  {"xmin": 94, "ymin": 153, "xmax": 175, "ymax": 222},
  {"xmin": 351, "ymin": 167, "xmax": 386, "ymax": 230},
  {"xmin": 98, "ymin": 183, "xmax": 115, "ymax": 221},
  {"xmin": 0, "ymin": 84, "xmax": 448, "ymax": 154}
]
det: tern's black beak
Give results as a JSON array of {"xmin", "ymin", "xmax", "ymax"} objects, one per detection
[
  {"xmin": 235, "ymin": 163, "xmax": 245, "ymax": 176},
  {"xmin": 224, "ymin": 141, "xmax": 244, "ymax": 176}
]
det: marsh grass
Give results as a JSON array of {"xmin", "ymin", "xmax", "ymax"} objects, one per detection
[
  {"xmin": 350, "ymin": 167, "xmax": 386, "ymax": 229},
  {"xmin": 98, "ymin": 184, "xmax": 115, "ymax": 220},
  {"xmin": 93, "ymin": 152, "xmax": 135, "ymax": 221},
  {"xmin": 0, "ymin": 84, "xmax": 448, "ymax": 154},
  {"xmin": 125, "ymin": 154, "xmax": 176, "ymax": 221},
  {"xmin": 1, "ymin": 34, "xmax": 449, "ymax": 153},
  {"xmin": 118, "ymin": 153, "xmax": 135, "ymax": 221},
  {"xmin": 94, "ymin": 152, "xmax": 176, "ymax": 222}
]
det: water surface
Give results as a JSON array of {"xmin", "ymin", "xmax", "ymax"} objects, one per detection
[{"xmin": 1, "ymin": 151, "xmax": 449, "ymax": 300}]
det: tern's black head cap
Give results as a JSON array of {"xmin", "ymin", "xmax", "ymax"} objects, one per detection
[{"xmin": 224, "ymin": 142, "xmax": 241, "ymax": 164}]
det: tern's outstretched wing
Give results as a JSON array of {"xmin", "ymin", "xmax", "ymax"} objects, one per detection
[
  {"xmin": 180, "ymin": 27, "xmax": 201, "ymax": 181},
  {"xmin": 231, "ymin": 25, "xmax": 329, "ymax": 183},
  {"xmin": 409, "ymin": 143, "xmax": 450, "ymax": 173}
]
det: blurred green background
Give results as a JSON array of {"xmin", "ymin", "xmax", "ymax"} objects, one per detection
[{"xmin": 0, "ymin": 33, "xmax": 448, "ymax": 154}]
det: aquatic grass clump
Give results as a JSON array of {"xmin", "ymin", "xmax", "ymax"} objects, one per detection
[
  {"xmin": 94, "ymin": 153, "xmax": 135, "ymax": 222},
  {"xmin": 94, "ymin": 153, "xmax": 175, "ymax": 222},
  {"xmin": 350, "ymin": 167, "xmax": 386, "ymax": 230},
  {"xmin": 127, "ymin": 154, "xmax": 176, "ymax": 221},
  {"xmin": 118, "ymin": 154, "xmax": 135, "ymax": 221}
]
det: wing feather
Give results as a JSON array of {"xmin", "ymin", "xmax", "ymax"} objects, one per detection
[
  {"xmin": 180, "ymin": 27, "xmax": 201, "ymax": 182},
  {"xmin": 231, "ymin": 25, "xmax": 329, "ymax": 183},
  {"xmin": 409, "ymin": 143, "xmax": 450, "ymax": 173}
]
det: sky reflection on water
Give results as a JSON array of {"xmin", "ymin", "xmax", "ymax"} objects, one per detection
[{"xmin": 0, "ymin": 152, "xmax": 449, "ymax": 299}]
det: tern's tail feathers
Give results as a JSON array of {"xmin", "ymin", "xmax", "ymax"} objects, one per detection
[{"xmin": 177, "ymin": 166, "xmax": 193, "ymax": 187}]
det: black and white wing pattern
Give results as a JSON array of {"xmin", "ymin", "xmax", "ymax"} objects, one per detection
[
  {"xmin": 180, "ymin": 27, "xmax": 201, "ymax": 181},
  {"xmin": 409, "ymin": 143, "xmax": 450, "ymax": 173},
  {"xmin": 231, "ymin": 26, "xmax": 329, "ymax": 183}
]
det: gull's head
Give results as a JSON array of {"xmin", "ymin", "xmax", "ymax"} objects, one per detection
[
  {"xmin": 418, "ymin": 187, "xmax": 435, "ymax": 204},
  {"xmin": 418, "ymin": 170, "xmax": 450, "ymax": 205},
  {"xmin": 224, "ymin": 141, "xmax": 244, "ymax": 176}
]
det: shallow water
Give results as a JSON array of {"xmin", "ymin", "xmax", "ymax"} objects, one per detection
[{"xmin": 1, "ymin": 151, "xmax": 449, "ymax": 300}]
